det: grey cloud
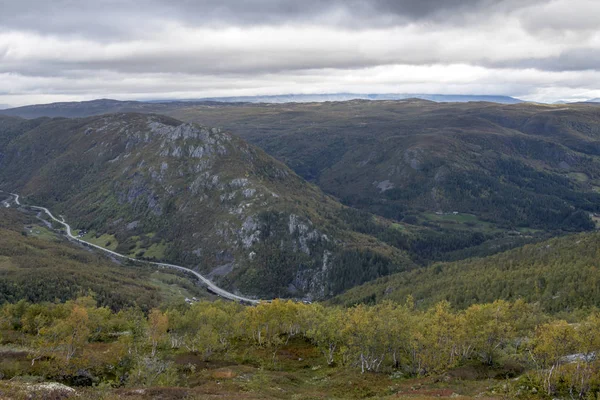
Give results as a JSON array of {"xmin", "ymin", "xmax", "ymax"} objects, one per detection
[
  {"xmin": 1, "ymin": 0, "xmax": 600, "ymax": 106},
  {"xmin": 0, "ymin": 0, "xmax": 550, "ymax": 37},
  {"xmin": 484, "ymin": 48, "xmax": 600, "ymax": 72}
]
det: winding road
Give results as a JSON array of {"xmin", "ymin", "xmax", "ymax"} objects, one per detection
[{"xmin": 6, "ymin": 192, "xmax": 260, "ymax": 305}]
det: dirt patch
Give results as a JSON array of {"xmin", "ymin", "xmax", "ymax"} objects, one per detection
[
  {"xmin": 396, "ymin": 388, "xmax": 455, "ymax": 397},
  {"xmin": 211, "ymin": 368, "xmax": 237, "ymax": 379},
  {"xmin": 116, "ymin": 387, "xmax": 190, "ymax": 399}
]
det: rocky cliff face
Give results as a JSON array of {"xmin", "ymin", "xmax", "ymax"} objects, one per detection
[{"xmin": 0, "ymin": 114, "xmax": 412, "ymax": 299}]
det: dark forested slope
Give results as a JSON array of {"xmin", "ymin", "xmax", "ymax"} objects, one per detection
[{"xmin": 166, "ymin": 100, "xmax": 600, "ymax": 233}]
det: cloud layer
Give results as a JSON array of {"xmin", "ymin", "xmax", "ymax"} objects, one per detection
[{"xmin": 2, "ymin": 0, "xmax": 600, "ymax": 106}]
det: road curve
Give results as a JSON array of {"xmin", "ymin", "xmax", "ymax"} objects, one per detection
[{"xmin": 9, "ymin": 193, "xmax": 261, "ymax": 304}]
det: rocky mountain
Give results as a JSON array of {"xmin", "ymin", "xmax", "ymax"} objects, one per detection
[{"xmin": 0, "ymin": 113, "xmax": 412, "ymax": 299}]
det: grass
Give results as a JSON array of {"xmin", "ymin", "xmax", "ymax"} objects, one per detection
[
  {"xmin": 129, "ymin": 240, "xmax": 167, "ymax": 260},
  {"xmin": 568, "ymin": 172, "xmax": 589, "ymax": 182},
  {"xmin": 422, "ymin": 212, "xmax": 497, "ymax": 232},
  {"xmin": 391, "ymin": 223, "xmax": 406, "ymax": 231},
  {"xmin": 24, "ymin": 225, "xmax": 57, "ymax": 241},
  {"xmin": 149, "ymin": 270, "xmax": 214, "ymax": 304},
  {"xmin": 143, "ymin": 242, "xmax": 168, "ymax": 259},
  {"xmin": 81, "ymin": 231, "xmax": 119, "ymax": 251}
]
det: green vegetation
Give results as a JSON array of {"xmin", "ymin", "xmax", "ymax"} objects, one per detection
[
  {"xmin": 0, "ymin": 208, "xmax": 210, "ymax": 311},
  {"xmin": 2, "ymin": 297, "xmax": 600, "ymax": 399},
  {"xmin": 5, "ymin": 101, "xmax": 600, "ymax": 298},
  {"xmin": 160, "ymin": 101, "xmax": 600, "ymax": 233},
  {"xmin": 81, "ymin": 231, "xmax": 119, "ymax": 251},
  {"xmin": 333, "ymin": 229, "xmax": 600, "ymax": 312},
  {"xmin": 23, "ymin": 225, "xmax": 57, "ymax": 241},
  {"xmin": 4, "ymin": 99, "xmax": 600, "ymax": 398},
  {"xmin": 0, "ymin": 113, "xmax": 414, "ymax": 299}
]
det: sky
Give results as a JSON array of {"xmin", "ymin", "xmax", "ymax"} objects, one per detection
[{"xmin": 2, "ymin": 0, "xmax": 600, "ymax": 107}]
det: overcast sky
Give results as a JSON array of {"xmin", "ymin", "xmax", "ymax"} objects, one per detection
[{"xmin": 2, "ymin": 0, "xmax": 600, "ymax": 107}]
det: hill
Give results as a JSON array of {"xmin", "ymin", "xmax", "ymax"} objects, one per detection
[
  {"xmin": 0, "ymin": 99, "xmax": 176, "ymax": 119},
  {"xmin": 332, "ymin": 229, "xmax": 600, "ymax": 313},
  {"xmin": 6, "ymin": 99, "xmax": 595, "ymax": 264},
  {"xmin": 0, "ymin": 94, "xmax": 523, "ymax": 119},
  {"xmin": 0, "ymin": 114, "xmax": 415, "ymax": 299},
  {"xmin": 193, "ymin": 93, "xmax": 523, "ymax": 104},
  {"xmin": 7, "ymin": 99, "xmax": 597, "ymax": 236},
  {"xmin": 0, "ymin": 205, "xmax": 212, "ymax": 310},
  {"xmin": 164, "ymin": 100, "xmax": 600, "ymax": 234}
]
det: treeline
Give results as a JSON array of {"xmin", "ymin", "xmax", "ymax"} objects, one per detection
[{"xmin": 2, "ymin": 297, "xmax": 600, "ymax": 398}]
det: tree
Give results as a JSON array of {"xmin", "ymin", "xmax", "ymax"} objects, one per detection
[
  {"xmin": 44, "ymin": 304, "xmax": 91, "ymax": 363},
  {"xmin": 570, "ymin": 312, "xmax": 600, "ymax": 398},
  {"xmin": 463, "ymin": 300, "xmax": 515, "ymax": 365},
  {"xmin": 532, "ymin": 320, "xmax": 578, "ymax": 396},
  {"xmin": 304, "ymin": 304, "xmax": 345, "ymax": 366},
  {"xmin": 20, "ymin": 303, "xmax": 52, "ymax": 336},
  {"xmin": 147, "ymin": 309, "xmax": 168, "ymax": 357},
  {"xmin": 343, "ymin": 304, "xmax": 388, "ymax": 373},
  {"xmin": 409, "ymin": 302, "xmax": 461, "ymax": 375},
  {"xmin": 370, "ymin": 301, "xmax": 413, "ymax": 370}
]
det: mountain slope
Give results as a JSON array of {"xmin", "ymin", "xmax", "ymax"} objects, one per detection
[
  {"xmin": 332, "ymin": 229, "xmax": 600, "ymax": 313},
  {"xmin": 0, "ymin": 206, "xmax": 211, "ymax": 310},
  {"xmin": 164, "ymin": 100, "xmax": 600, "ymax": 233},
  {"xmin": 0, "ymin": 114, "xmax": 413, "ymax": 299},
  {"xmin": 5, "ymin": 100, "xmax": 600, "ymax": 262}
]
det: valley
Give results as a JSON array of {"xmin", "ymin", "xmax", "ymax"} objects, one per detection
[
  {"xmin": 3, "ymin": 100, "xmax": 600, "ymax": 301},
  {"xmin": 4, "ymin": 192, "xmax": 260, "ymax": 304},
  {"xmin": 0, "ymin": 113, "xmax": 414, "ymax": 300},
  {"xmin": 2, "ymin": 99, "xmax": 600, "ymax": 400},
  {"xmin": 5, "ymin": 0, "xmax": 600, "ymax": 398}
]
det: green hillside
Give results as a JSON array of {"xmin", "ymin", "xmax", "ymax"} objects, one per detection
[
  {"xmin": 0, "ymin": 207, "xmax": 212, "ymax": 310},
  {"xmin": 0, "ymin": 114, "xmax": 414, "ymax": 299},
  {"xmin": 332, "ymin": 230, "xmax": 600, "ymax": 313}
]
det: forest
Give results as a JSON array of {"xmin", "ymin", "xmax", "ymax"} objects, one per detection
[
  {"xmin": 2, "ymin": 296, "xmax": 600, "ymax": 399},
  {"xmin": 333, "ymin": 229, "xmax": 600, "ymax": 313}
]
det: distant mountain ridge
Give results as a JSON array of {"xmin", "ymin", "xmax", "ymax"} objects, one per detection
[
  {"xmin": 190, "ymin": 93, "xmax": 523, "ymax": 104},
  {"xmin": 0, "ymin": 94, "xmax": 523, "ymax": 119}
]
